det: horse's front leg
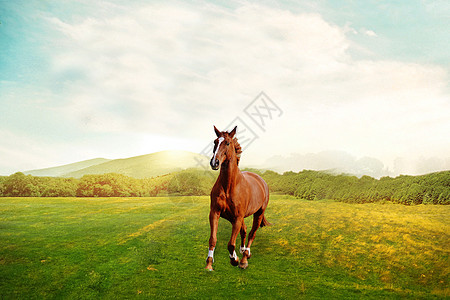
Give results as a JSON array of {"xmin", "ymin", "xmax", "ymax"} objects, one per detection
[
  {"xmin": 206, "ymin": 210, "xmax": 220, "ymax": 271},
  {"xmin": 228, "ymin": 218, "xmax": 243, "ymax": 267}
]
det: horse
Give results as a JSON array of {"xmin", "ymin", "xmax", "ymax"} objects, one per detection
[{"xmin": 205, "ymin": 125, "xmax": 270, "ymax": 270}]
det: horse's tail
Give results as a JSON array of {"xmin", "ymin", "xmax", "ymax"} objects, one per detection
[{"xmin": 260, "ymin": 215, "xmax": 271, "ymax": 227}]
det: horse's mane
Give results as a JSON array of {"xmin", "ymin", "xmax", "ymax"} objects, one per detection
[{"xmin": 233, "ymin": 137, "xmax": 242, "ymax": 166}]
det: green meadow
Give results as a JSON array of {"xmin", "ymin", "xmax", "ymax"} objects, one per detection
[{"xmin": 0, "ymin": 196, "xmax": 448, "ymax": 299}]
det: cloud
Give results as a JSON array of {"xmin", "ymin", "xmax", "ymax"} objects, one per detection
[
  {"xmin": 45, "ymin": 3, "xmax": 354, "ymax": 134},
  {"xmin": 361, "ymin": 28, "xmax": 377, "ymax": 37}
]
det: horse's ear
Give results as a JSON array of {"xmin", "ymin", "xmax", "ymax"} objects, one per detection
[
  {"xmin": 229, "ymin": 126, "xmax": 237, "ymax": 138},
  {"xmin": 214, "ymin": 125, "xmax": 221, "ymax": 137}
]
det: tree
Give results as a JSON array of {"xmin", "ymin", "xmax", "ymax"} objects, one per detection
[{"xmin": 2, "ymin": 172, "xmax": 36, "ymax": 196}]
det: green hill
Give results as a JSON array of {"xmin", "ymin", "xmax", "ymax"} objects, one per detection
[
  {"xmin": 24, "ymin": 158, "xmax": 111, "ymax": 177},
  {"xmin": 63, "ymin": 150, "xmax": 210, "ymax": 179}
]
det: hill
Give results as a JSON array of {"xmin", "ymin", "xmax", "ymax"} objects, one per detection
[
  {"xmin": 24, "ymin": 158, "xmax": 111, "ymax": 177},
  {"xmin": 40, "ymin": 150, "xmax": 210, "ymax": 179}
]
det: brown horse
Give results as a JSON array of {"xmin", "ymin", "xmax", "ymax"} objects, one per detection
[{"xmin": 205, "ymin": 126, "xmax": 270, "ymax": 270}]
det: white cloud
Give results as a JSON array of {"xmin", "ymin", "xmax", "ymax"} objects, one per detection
[
  {"xmin": 46, "ymin": 3, "xmax": 355, "ymax": 134},
  {"xmin": 361, "ymin": 28, "xmax": 377, "ymax": 37}
]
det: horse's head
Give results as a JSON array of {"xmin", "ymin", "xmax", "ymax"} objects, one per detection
[{"xmin": 210, "ymin": 125, "xmax": 237, "ymax": 170}]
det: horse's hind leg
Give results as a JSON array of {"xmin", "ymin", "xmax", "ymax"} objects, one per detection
[
  {"xmin": 239, "ymin": 210, "xmax": 264, "ymax": 269},
  {"xmin": 247, "ymin": 211, "xmax": 264, "ymax": 251},
  {"xmin": 239, "ymin": 221, "xmax": 247, "ymax": 252},
  {"xmin": 228, "ymin": 218, "xmax": 242, "ymax": 267}
]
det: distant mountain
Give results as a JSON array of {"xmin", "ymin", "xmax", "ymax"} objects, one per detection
[
  {"xmin": 263, "ymin": 151, "xmax": 450, "ymax": 178},
  {"xmin": 264, "ymin": 151, "xmax": 389, "ymax": 178},
  {"xmin": 24, "ymin": 158, "xmax": 111, "ymax": 177},
  {"xmin": 24, "ymin": 151, "xmax": 210, "ymax": 179}
]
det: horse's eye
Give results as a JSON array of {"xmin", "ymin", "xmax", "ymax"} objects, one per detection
[{"xmin": 226, "ymin": 142, "xmax": 230, "ymax": 146}]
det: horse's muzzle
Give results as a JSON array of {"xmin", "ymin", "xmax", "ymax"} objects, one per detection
[{"xmin": 210, "ymin": 158, "xmax": 220, "ymax": 170}]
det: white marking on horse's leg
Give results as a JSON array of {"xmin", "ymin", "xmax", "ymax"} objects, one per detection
[
  {"xmin": 229, "ymin": 250, "xmax": 238, "ymax": 260},
  {"xmin": 212, "ymin": 137, "xmax": 224, "ymax": 162},
  {"xmin": 240, "ymin": 246, "xmax": 251, "ymax": 256},
  {"xmin": 208, "ymin": 248, "xmax": 215, "ymax": 263}
]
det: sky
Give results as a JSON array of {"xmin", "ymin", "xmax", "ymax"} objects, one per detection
[{"xmin": 0, "ymin": 0, "xmax": 449, "ymax": 176}]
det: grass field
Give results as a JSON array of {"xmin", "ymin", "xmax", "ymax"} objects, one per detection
[{"xmin": 0, "ymin": 196, "xmax": 448, "ymax": 299}]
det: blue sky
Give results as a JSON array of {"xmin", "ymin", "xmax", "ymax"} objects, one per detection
[{"xmin": 0, "ymin": 0, "xmax": 449, "ymax": 175}]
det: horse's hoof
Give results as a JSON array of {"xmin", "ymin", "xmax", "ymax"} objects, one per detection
[
  {"xmin": 205, "ymin": 266, "xmax": 214, "ymax": 271},
  {"xmin": 239, "ymin": 262, "xmax": 248, "ymax": 269},
  {"xmin": 230, "ymin": 258, "xmax": 239, "ymax": 267}
]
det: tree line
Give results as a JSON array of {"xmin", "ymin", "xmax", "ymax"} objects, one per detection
[
  {"xmin": 0, "ymin": 172, "xmax": 168, "ymax": 197},
  {"xmin": 0, "ymin": 169, "xmax": 448, "ymax": 205},
  {"xmin": 260, "ymin": 169, "xmax": 449, "ymax": 205},
  {"xmin": 0, "ymin": 169, "xmax": 217, "ymax": 198}
]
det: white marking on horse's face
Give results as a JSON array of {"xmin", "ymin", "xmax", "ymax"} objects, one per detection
[{"xmin": 212, "ymin": 137, "xmax": 224, "ymax": 162}]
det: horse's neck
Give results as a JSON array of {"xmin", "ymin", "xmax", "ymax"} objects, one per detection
[{"xmin": 218, "ymin": 157, "xmax": 240, "ymax": 193}]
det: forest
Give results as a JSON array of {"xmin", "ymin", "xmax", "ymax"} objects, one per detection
[{"xmin": 0, "ymin": 169, "xmax": 448, "ymax": 205}]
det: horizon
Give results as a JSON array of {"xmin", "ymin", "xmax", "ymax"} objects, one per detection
[{"xmin": 1, "ymin": 1, "xmax": 449, "ymax": 176}]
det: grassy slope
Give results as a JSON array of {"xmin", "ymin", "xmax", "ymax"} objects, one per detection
[
  {"xmin": 0, "ymin": 196, "xmax": 448, "ymax": 299},
  {"xmin": 23, "ymin": 158, "xmax": 111, "ymax": 177},
  {"xmin": 64, "ymin": 150, "xmax": 210, "ymax": 178}
]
